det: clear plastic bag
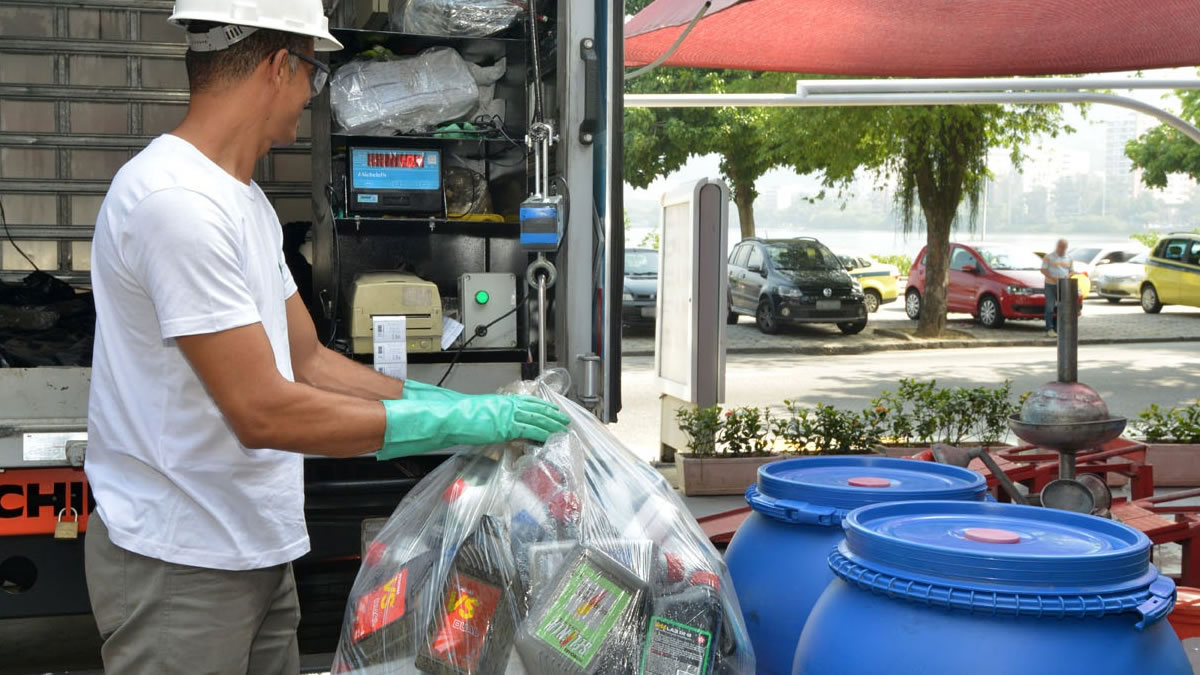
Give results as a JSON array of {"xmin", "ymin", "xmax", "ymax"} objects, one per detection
[
  {"xmin": 331, "ymin": 370, "xmax": 756, "ymax": 674},
  {"xmin": 330, "ymin": 48, "xmax": 480, "ymax": 135},
  {"xmin": 389, "ymin": 0, "xmax": 523, "ymax": 37}
]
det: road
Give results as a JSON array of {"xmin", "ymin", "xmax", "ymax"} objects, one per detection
[{"xmin": 609, "ymin": 341, "xmax": 1200, "ymax": 462}]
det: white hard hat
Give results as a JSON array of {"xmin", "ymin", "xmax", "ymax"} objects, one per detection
[{"xmin": 169, "ymin": 0, "xmax": 343, "ymax": 52}]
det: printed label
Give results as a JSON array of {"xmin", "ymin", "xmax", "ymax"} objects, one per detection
[
  {"xmin": 429, "ymin": 572, "xmax": 503, "ymax": 669},
  {"xmin": 534, "ymin": 562, "xmax": 632, "ymax": 668},
  {"xmin": 357, "ymin": 193, "xmax": 380, "ymax": 203},
  {"xmin": 640, "ymin": 617, "xmax": 712, "ymax": 675},
  {"xmin": 22, "ymin": 432, "xmax": 87, "ymax": 462},
  {"xmin": 351, "ymin": 568, "xmax": 409, "ymax": 643}
]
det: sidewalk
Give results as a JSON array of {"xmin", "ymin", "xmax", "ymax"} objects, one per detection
[{"xmin": 622, "ymin": 302, "xmax": 1200, "ymax": 357}]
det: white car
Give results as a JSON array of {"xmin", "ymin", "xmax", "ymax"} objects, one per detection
[
  {"xmin": 1068, "ymin": 243, "xmax": 1149, "ymax": 294},
  {"xmin": 1093, "ymin": 252, "xmax": 1148, "ymax": 304}
]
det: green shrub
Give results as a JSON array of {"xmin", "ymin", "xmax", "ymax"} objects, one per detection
[
  {"xmin": 1133, "ymin": 402, "xmax": 1200, "ymax": 444},
  {"xmin": 870, "ymin": 254, "xmax": 913, "ymax": 277}
]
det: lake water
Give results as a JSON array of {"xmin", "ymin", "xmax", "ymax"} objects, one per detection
[{"xmin": 625, "ymin": 226, "xmax": 1110, "ymax": 260}]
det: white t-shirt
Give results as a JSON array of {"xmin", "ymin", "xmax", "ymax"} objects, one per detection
[{"xmin": 86, "ymin": 134, "xmax": 308, "ymax": 571}]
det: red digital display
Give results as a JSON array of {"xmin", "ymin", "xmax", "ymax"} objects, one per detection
[{"xmin": 367, "ymin": 152, "xmax": 425, "ymax": 169}]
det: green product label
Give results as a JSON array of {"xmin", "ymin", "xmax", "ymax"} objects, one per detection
[
  {"xmin": 640, "ymin": 616, "xmax": 712, "ymax": 675},
  {"xmin": 534, "ymin": 562, "xmax": 633, "ymax": 668}
]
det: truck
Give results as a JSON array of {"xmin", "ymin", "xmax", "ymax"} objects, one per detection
[{"xmin": 0, "ymin": 0, "xmax": 625, "ymax": 654}]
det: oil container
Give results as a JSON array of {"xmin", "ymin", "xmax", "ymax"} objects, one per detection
[
  {"xmin": 724, "ymin": 456, "xmax": 987, "ymax": 674},
  {"xmin": 792, "ymin": 500, "xmax": 1191, "ymax": 675}
]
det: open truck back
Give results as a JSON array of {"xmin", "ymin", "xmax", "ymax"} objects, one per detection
[{"xmin": 0, "ymin": 0, "xmax": 623, "ymax": 653}]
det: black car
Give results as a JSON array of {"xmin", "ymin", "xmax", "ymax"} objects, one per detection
[
  {"xmin": 622, "ymin": 247, "xmax": 658, "ymax": 328},
  {"xmin": 727, "ymin": 237, "xmax": 868, "ymax": 335}
]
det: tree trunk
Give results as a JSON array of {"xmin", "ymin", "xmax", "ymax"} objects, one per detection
[
  {"xmin": 733, "ymin": 188, "xmax": 756, "ymax": 240},
  {"xmin": 916, "ymin": 215, "xmax": 952, "ymax": 337},
  {"xmin": 912, "ymin": 126, "xmax": 969, "ymax": 338}
]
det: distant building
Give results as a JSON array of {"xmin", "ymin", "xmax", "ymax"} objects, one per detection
[{"xmin": 1104, "ymin": 115, "xmax": 1139, "ymax": 199}]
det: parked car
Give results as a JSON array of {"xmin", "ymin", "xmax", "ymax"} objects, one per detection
[
  {"xmin": 728, "ymin": 237, "xmax": 868, "ymax": 335},
  {"xmin": 622, "ymin": 247, "xmax": 658, "ymax": 328},
  {"xmin": 1068, "ymin": 242, "xmax": 1148, "ymax": 295},
  {"xmin": 838, "ymin": 254, "xmax": 900, "ymax": 313},
  {"xmin": 906, "ymin": 242, "xmax": 1080, "ymax": 328},
  {"xmin": 1141, "ymin": 233, "xmax": 1200, "ymax": 313},
  {"xmin": 1094, "ymin": 252, "xmax": 1148, "ymax": 304}
]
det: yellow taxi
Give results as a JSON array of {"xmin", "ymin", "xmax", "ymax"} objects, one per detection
[
  {"xmin": 839, "ymin": 255, "xmax": 899, "ymax": 313},
  {"xmin": 1141, "ymin": 233, "xmax": 1200, "ymax": 313}
]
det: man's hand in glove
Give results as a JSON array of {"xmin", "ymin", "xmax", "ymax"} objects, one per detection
[{"xmin": 377, "ymin": 393, "xmax": 570, "ymax": 460}]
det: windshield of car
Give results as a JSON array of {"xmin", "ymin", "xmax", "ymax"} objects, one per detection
[
  {"xmin": 768, "ymin": 241, "xmax": 841, "ymax": 271},
  {"xmin": 974, "ymin": 246, "xmax": 1045, "ymax": 271},
  {"xmin": 1067, "ymin": 247, "xmax": 1102, "ymax": 264},
  {"xmin": 625, "ymin": 250, "xmax": 658, "ymax": 276},
  {"xmin": 1128, "ymin": 253, "xmax": 1148, "ymax": 265}
]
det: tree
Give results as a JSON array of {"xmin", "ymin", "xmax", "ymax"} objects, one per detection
[
  {"xmin": 1125, "ymin": 88, "xmax": 1200, "ymax": 188},
  {"xmin": 625, "ymin": 68, "xmax": 797, "ymax": 239},
  {"xmin": 790, "ymin": 105, "xmax": 1066, "ymax": 336}
]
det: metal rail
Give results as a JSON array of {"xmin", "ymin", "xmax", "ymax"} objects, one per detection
[
  {"xmin": 626, "ymin": 78, "xmax": 1200, "ymax": 146},
  {"xmin": 626, "ymin": 91, "xmax": 1200, "ymax": 145}
]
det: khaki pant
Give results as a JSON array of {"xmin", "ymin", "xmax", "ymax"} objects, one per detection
[{"xmin": 85, "ymin": 515, "xmax": 301, "ymax": 675}]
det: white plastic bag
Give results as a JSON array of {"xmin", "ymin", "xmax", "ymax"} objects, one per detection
[
  {"xmin": 389, "ymin": 0, "xmax": 523, "ymax": 37},
  {"xmin": 331, "ymin": 48, "xmax": 479, "ymax": 135},
  {"xmin": 331, "ymin": 371, "xmax": 756, "ymax": 674}
]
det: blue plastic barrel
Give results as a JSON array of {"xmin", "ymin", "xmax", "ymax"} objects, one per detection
[
  {"xmin": 724, "ymin": 456, "xmax": 987, "ymax": 675},
  {"xmin": 793, "ymin": 500, "xmax": 1191, "ymax": 675}
]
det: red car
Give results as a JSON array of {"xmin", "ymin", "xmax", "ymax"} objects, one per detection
[{"xmin": 905, "ymin": 243, "xmax": 1069, "ymax": 327}]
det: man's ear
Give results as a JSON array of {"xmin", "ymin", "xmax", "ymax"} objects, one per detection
[{"xmin": 266, "ymin": 48, "xmax": 291, "ymax": 88}]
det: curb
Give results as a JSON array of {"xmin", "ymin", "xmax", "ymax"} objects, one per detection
[{"xmin": 621, "ymin": 334, "xmax": 1200, "ymax": 358}]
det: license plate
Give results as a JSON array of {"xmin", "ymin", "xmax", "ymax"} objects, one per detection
[
  {"xmin": 640, "ymin": 306, "xmax": 656, "ymax": 318},
  {"xmin": 360, "ymin": 517, "xmax": 388, "ymax": 558},
  {"xmin": 816, "ymin": 300, "xmax": 840, "ymax": 311}
]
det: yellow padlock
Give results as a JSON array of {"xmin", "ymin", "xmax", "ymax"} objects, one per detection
[{"xmin": 54, "ymin": 508, "xmax": 79, "ymax": 540}]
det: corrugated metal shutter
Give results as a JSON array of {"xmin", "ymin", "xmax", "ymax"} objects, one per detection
[{"xmin": 0, "ymin": 0, "xmax": 313, "ymax": 284}]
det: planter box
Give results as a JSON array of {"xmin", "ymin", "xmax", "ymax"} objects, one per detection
[
  {"xmin": 1147, "ymin": 443, "xmax": 1200, "ymax": 487},
  {"xmin": 676, "ymin": 453, "xmax": 789, "ymax": 496},
  {"xmin": 874, "ymin": 444, "xmax": 1011, "ymax": 459}
]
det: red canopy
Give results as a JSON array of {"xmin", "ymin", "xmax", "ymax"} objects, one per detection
[{"xmin": 625, "ymin": 0, "xmax": 1200, "ymax": 76}]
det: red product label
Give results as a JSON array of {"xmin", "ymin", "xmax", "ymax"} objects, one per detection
[
  {"xmin": 352, "ymin": 568, "xmax": 409, "ymax": 643},
  {"xmin": 429, "ymin": 573, "xmax": 503, "ymax": 669}
]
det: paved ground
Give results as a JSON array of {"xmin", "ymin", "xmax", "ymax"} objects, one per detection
[{"xmin": 622, "ymin": 297, "xmax": 1200, "ymax": 356}]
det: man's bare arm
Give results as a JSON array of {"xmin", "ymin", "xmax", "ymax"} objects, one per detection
[{"xmin": 176, "ymin": 321, "xmax": 387, "ymax": 458}]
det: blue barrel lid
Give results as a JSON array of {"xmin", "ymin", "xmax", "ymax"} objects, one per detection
[
  {"xmin": 744, "ymin": 456, "xmax": 986, "ymax": 527},
  {"xmin": 831, "ymin": 501, "xmax": 1176, "ymax": 628}
]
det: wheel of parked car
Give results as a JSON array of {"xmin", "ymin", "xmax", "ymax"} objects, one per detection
[
  {"xmin": 756, "ymin": 298, "xmax": 781, "ymax": 334},
  {"xmin": 864, "ymin": 289, "xmax": 882, "ymax": 313},
  {"xmin": 904, "ymin": 289, "xmax": 921, "ymax": 320},
  {"xmin": 1105, "ymin": 297, "xmax": 1122, "ymax": 304},
  {"xmin": 838, "ymin": 319, "xmax": 868, "ymax": 335},
  {"xmin": 1141, "ymin": 284, "xmax": 1163, "ymax": 314},
  {"xmin": 726, "ymin": 293, "xmax": 738, "ymax": 325},
  {"xmin": 977, "ymin": 295, "xmax": 1005, "ymax": 328}
]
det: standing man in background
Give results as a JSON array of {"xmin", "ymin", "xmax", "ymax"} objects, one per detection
[{"xmin": 1042, "ymin": 239, "xmax": 1073, "ymax": 337}]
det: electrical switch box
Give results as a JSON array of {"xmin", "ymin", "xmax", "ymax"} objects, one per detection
[{"xmin": 458, "ymin": 273, "xmax": 517, "ymax": 349}]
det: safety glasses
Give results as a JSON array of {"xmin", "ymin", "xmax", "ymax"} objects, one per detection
[{"xmin": 288, "ymin": 50, "xmax": 330, "ymax": 97}]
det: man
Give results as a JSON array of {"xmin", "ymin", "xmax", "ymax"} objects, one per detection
[
  {"xmin": 1041, "ymin": 238, "xmax": 1073, "ymax": 337},
  {"xmin": 84, "ymin": 2, "xmax": 568, "ymax": 672}
]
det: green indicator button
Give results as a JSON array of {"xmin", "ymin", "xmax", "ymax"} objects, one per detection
[{"xmin": 475, "ymin": 290, "xmax": 490, "ymax": 305}]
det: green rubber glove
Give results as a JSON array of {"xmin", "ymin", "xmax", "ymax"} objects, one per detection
[
  {"xmin": 377, "ymin": 394, "xmax": 571, "ymax": 460},
  {"xmin": 401, "ymin": 379, "xmax": 467, "ymax": 403}
]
